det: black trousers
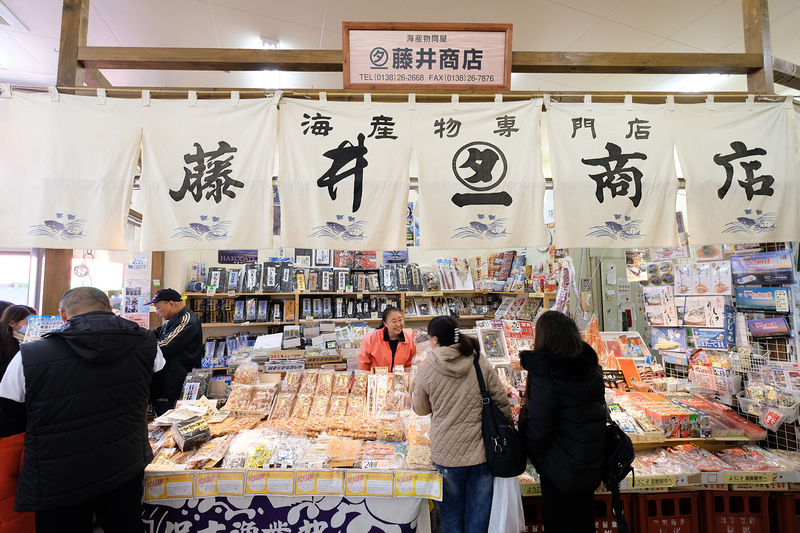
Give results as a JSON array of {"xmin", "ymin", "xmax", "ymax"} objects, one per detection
[
  {"xmin": 540, "ymin": 474, "xmax": 597, "ymax": 533},
  {"xmin": 34, "ymin": 471, "xmax": 144, "ymax": 533}
]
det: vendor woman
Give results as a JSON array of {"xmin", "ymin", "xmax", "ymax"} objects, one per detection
[{"xmin": 358, "ymin": 306, "xmax": 416, "ymax": 371}]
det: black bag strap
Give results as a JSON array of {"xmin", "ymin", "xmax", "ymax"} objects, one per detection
[{"xmin": 472, "ymin": 352, "xmax": 492, "ymax": 404}]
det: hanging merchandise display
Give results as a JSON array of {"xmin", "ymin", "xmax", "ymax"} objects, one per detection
[
  {"xmin": 547, "ymin": 100, "xmax": 680, "ymax": 249},
  {"xmin": 413, "ymin": 99, "xmax": 547, "ymax": 250},
  {"xmin": 278, "ymin": 99, "xmax": 412, "ymax": 251},
  {"xmin": 0, "ymin": 89, "xmax": 144, "ymax": 250},
  {"xmin": 674, "ymin": 100, "xmax": 800, "ymax": 246},
  {"xmin": 139, "ymin": 93, "xmax": 281, "ymax": 251}
]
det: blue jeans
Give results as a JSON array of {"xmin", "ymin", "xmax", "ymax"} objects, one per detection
[{"xmin": 434, "ymin": 462, "xmax": 493, "ymax": 533}]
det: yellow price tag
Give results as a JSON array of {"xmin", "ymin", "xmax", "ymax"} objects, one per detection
[
  {"xmin": 528, "ymin": 292, "xmax": 545, "ymax": 298},
  {"xmin": 227, "ymin": 290, "xmax": 236, "ymax": 297},
  {"xmin": 428, "ymin": 291, "xmax": 443, "ymax": 297},
  {"xmin": 723, "ymin": 472, "xmax": 773, "ymax": 484}
]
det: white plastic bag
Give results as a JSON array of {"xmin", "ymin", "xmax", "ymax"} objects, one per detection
[{"xmin": 488, "ymin": 476, "xmax": 524, "ymax": 533}]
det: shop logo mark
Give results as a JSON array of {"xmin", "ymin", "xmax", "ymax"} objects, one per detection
[
  {"xmin": 453, "ymin": 213, "xmax": 508, "ymax": 240},
  {"xmin": 28, "ymin": 212, "xmax": 85, "ymax": 240},
  {"xmin": 310, "ymin": 215, "xmax": 367, "ymax": 241},
  {"xmin": 172, "ymin": 215, "xmax": 231, "ymax": 241},
  {"xmin": 586, "ymin": 213, "xmax": 643, "ymax": 240},
  {"xmin": 722, "ymin": 209, "xmax": 776, "ymax": 234}
]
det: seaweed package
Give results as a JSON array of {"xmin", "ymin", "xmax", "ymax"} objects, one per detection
[
  {"xmin": 261, "ymin": 262, "xmax": 282, "ymax": 292},
  {"xmin": 172, "ymin": 416, "xmax": 211, "ymax": 451},
  {"xmin": 207, "ymin": 267, "xmax": 227, "ymax": 293},
  {"xmin": 241, "ymin": 263, "xmax": 263, "ymax": 293},
  {"xmin": 280, "ymin": 263, "xmax": 295, "ymax": 292}
]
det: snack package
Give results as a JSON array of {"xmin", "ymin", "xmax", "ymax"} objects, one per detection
[
  {"xmin": 406, "ymin": 444, "xmax": 432, "ymax": 466},
  {"xmin": 247, "ymin": 383, "xmax": 278, "ymax": 412},
  {"xmin": 350, "ymin": 370, "xmax": 370, "ymax": 396},
  {"xmin": 326, "ymin": 437, "xmax": 363, "ymax": 466},
  {"xmin": 233, "ymin": 361, "xmax": 260, "ymax": 385},
  {"xmin": 332, "ymin": 371, "xmax": 352, "ymax": 395},
  {"xmin": 377, "ymin": 414, "xmax": 405, "ymax": 442},
  {"xmin": 315, "ymin": 369, "xmax": 335, "ymax": 396},
  {"xmin": 291, "ymin": 394, "xmax": 314, "ymax": 419},
  {"xmin": 270, "ymin": 393, "xmax": 296, "ymax": 420},
  {"xmin": 184, "ymin": 435, "xmax": 233, "ymax": 469},
  {"xmin": 299, "ymin": 370, "xmax": 319, "ymax": 395},
  {"xmin": 222, "ymin": 384, "xmax": 253, "ymax": 411},
  {"xmin": 346, "ymin": 395, "xmax": 366, "ymax": 417},
  {"xmin": 223, "ymin": 429, "xmax": 266, "ymax": 469},
  {"xmin": 308, "ymin": 395, "xmax": 331, "ymax": 418},
  {"xmin": 244, "ymin": 432, "xmax": 283, "ymax": 469},
  {"xmin": 270, "ymin": 435, "xmax": 310, "ymax": 468},
  {"xmin": 328, "ymin": 395, "xmax": 349, "ymax": 418},
  {"xmin": 171, "ymin": 416, "xmax": 212, "ymax": 451},
  {"xmin": 359, "ymin": 441, "xmax": 405, "ymax": 469},
  {"xmin": 282, "ymin": 370, "xmax": 303, "ymax": 394},
  {"xmin": 405, "ymin": 417, "xmax": 431, "ymax": 445}
]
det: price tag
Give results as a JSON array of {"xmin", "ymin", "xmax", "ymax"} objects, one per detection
[
  {"xmin": 520, "ymin": 483, "xmax": 541, "ymax": 496},
  {"xmin": 775, "ymin": 290, "xmax": 790, "ymax": 313},
  {"xmin": 528, "ymin": 292, "xmax": 545, "ymax": 298},
  {"xmin": 428, "ymin": 291, "xmax": 443, "ymax": 297},
  {"xmin": 371, "ymin": 312, "xmax": 379, "ymax": 319},
  {"xmin": 406, "ymin": 291, "xmax": 422, "ymax": 297},
  {"xmin": 305, "ymin": 316, "xmax": 314, "ymax": 322},
  {"xmin": 723, "ymin": 472, "xmax": 774, "ymax": 484},
  {"xmin": 227, "ymin": 290, "xmax": 236, "ymax": 297},
  {"xmin": 360, "ymin": 460, "xmax": 390, "ymax": 469},
  {"xmin": 206, "ymin": 285, "xmax": 217, "ymax": 295},
  {"xmin": 632, "ymin": 475, "xmax": 676, "ymax": 488}
]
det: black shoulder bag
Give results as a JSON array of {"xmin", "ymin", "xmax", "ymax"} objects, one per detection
[
  {"xmin": 473, "ymin": 353, "xmax": 526, "ymax": 478},
  {"xmin": 603, "ymin": 404, "xmax": 635, "ymax": 533}
]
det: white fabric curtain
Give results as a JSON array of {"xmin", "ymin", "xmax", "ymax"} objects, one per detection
[
  {"xmin": 674, "ymin": 101, "xmax": 800, "ymax": 245},
  {"xmin": 139, "ymin": 95, "xmax": 280, "ymax": 251},
  {"xmin": 278, "ymin": 100, "xmax": 411, "ymax": 251},
  {"xmin": 413, "ymin": 99, "xmax": 547, "ymax": 250},
  {"xmin": 548, "ymin": 102, "xmax": 680, "ymax": 248},
  {"xmin": 0, "ymin": 90, "xmax": 143, "ymax": 250}
]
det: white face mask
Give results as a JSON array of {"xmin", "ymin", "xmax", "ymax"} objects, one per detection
[{"xmin": 17, "ymin": 324, "xmax": 27, "ymax": 336}]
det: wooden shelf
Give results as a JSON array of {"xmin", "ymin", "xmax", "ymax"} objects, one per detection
[{"xmin": 200, "ymin": 321, "xmax": 292, "ymax": 327}]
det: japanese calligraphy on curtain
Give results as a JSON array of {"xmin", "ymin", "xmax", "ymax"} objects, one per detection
[
  {"xmin": 139, "ymin": 96, "xmax": 279, "ymax": 251},
  {"xmin": 0, "ymin": 90, "xmax": 143, "ymax": 250},
  {"xmin": 278, "ymin": 100, "xmax": 411, "ymax": 250},
  {"xmin": 674, "ymin": 101, "xmax": 799, "ymax": 245},
  {"xmin": 548, "ymin": 102, "xmax": 679, "ymax": 248},
  {"xmin": 413, "ymin": 99, "xmax": 547, "ymax": 250}
]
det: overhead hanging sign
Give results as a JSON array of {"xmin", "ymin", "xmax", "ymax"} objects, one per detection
[
  {"xmin": 139, "ymin": 94, "xmax": 280, "ymax": 251},
  {"xmin": 674, "ymin": 101, "xmax": 800, "ymax": 246},
  {"xmin": 278, "ymin": 99, "xmax": 411, "ymax": 250},
  {"xmin": 413, "ymin": 99, "xmax": 547, "ymax": 250},
  {"xmin": 343, "ymin": 22, "xmax": 512, "ymax": 91},
  {"xmin": 0, "ymin": 90, "xmax": 143, "ymax": 250},
  {"xmin": 548, "ymin": 102, "xmax": 680, "ymax": 249}
]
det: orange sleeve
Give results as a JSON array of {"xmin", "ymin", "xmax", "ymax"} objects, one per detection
[{"xmin": 358, "ymin": 331, "xmax": 373, "ymax": 371}]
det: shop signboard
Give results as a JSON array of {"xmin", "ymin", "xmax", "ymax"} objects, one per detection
[
  {"xmin": 735, "ymin": 286, "xmax": 791, "ymax": 311},
  {"xmin": 217, "ymin": 250, "xmax": 258, "ymax": 264},
  {"xmin": 343, "ymin": 22, "xmax": 512, "ymax": 90}
]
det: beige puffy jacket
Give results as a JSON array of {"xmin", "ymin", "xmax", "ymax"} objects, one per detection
[{"xmin": 412, "ymin": 345, "xmax": 512, "ymax": 467}]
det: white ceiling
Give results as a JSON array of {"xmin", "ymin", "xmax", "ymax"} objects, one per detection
[{"xmin": 1, "ymin": 0, "xmax": 799, "ymax": 95}]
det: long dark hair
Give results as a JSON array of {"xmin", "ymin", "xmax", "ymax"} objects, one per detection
[
  {"xmin": 427, "ymin": 315, "xmax": 479, "ymax": 357},
  {"xmin": 0, "ymin": 305, "xmax": 37, "ymax": 366},
  {"xmin": 533, "ymin": 310, "xmax": 582, "ymax": 358},
  {"xmin": 379, "ymin": 306, "xmax": 402, "ymax": 329}
]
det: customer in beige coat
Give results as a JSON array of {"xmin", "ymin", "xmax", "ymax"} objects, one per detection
[{"xmin": 412, "ymin": 316, "xmax": 511, "ymax": 533}]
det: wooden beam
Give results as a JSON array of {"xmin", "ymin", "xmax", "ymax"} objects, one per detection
[
  {"xmin": 57, "ymin": 0, "xmax": 90, "ymax": 87},
  {"xmin": 78, "ymin": 46, "xmax": 764, "ymax": 76},
  {"xmin": 742, "ymin": 0, "xmax": 774, "ymax": 93},
  {"xmin": 511, "ymin": 51, "xmax": 762, "ymax": 74},
  {"xmin": 773, "ymin": 57, "xmax": 800, "ymax": 91},
  {"xmin": 41, "ymin": 249, "xmax": 73, "ymax": 315},
  {"xmin": 84, "ymin": 67, "xmax": 112, "ymax": 88},
  {"xmin": 149, "ymin": 252, "xmax": 165, "ymax": 329}
]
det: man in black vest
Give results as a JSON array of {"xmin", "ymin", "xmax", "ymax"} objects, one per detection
[
  {"xmin": 147, "ymin": 288, "xmax": 203, "ymax": 415},
  {"xmin": 0, "ymin": 286, "xmax": 164, "ymax": 533}
]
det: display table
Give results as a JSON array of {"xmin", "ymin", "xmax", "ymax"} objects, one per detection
[{"xmin": 142, "ymin": 470, "xmax": 439, "ymax": 533}]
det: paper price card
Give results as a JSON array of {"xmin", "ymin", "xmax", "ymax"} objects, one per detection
[
  {"xmin": 394, "ymin": 472, "xmax": 443, "ymax": 500},
  {"xmin": 196, "ymin": 472, "xmax": 244, "ymax": 498},
  {"xmin": 295, "ymin": 470, "xmax": 344, "ymax": 496},
  {"xmin": 345, "ymin": 472, "xmax": 395, "ymax": 497},
  {"xmin": 428, "ymin": 291, "xmax": 444, "ymax": 297},
  {"xmin": 520, "ymin": 483, "xmax": 542, "ymax": 497},
  {"xmin": 631, "ymin": 475, "xmax": 676, "ymax": 488},
  {"xmin": 245, "ymin": 470, "xmax": 295, "ymax": 496},
  {"xmin": 723, "ymin": 472, "xmax": 774, "ymax": 484},
  {"xmin": 145, "ymin": 474, "xmax": 194, "ymax": 501}
]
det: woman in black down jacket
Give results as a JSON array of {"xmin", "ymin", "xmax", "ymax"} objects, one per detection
[{"xmin": 520, "ymin": 311, "xmax": 606, "ymax": 533}]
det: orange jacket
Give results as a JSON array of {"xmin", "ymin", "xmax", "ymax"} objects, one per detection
[
  {"xmin": 358, "ymin": 328, "xmax": 416, "ymax": 371},
  {"xmin": 0, "ymin": 433, "xmax": 34, "ymax": 533}
]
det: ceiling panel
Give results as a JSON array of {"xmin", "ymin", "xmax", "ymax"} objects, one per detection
[
  {"xmin": 399, "ymin": 0, "xmax": 510, "ymax": 23},
  {"xmin": 5, "ymin": 33, "xmax": 58, "ymax": 75},
  {"xmin": 0, "ymin": 68, "xmax": 55, "ymax": 86},
  {"xmin": 606, "ymin": 0, "xmax": 726, "ymax": 39},
  {"xmin": 322, "ymin": 0, "xmax": 409, "ymax": 33},
  {"xmin": 549, "ymin": 0, "xmax": 625, "ymax": 18},
  {"xmin": 137, "ymin": 69, "xmax": 233, "ymax": 87},
  {"xmin": 92, "ymin": 0, "xmax": 219, "ymax": 47},
  {"xmin": 210, "ymin": 3, "xmax": 323, "ymax": 49},
  {"xmin": 0, "ymin": 0, "xmax": 62, "ymax": 38},
  {"xmin": 499, "ymin": 1, "xmax": 601, "ymax": 51},
  {"xmin": 0, "ymin": 30, "xmax": 50, "ymax": 74},
  {"xmin": 99, "ymin": 69, "xmax": 150, "ymax": 87},
  {"xmin": 202, "ymin": 0, "xmax": 327, "ymax": 29},
  {"xmin": 770, "ymin": 7, "xmax": 800, "ymax": 64},
  {"xmin": 669, "ymin": 0, "xmax": 742, "ymax": 52},
  {"xmin": 87, "ymin": 3, "xmax": 123, "ymax": 46},
  {"xmin": 587, "ymin": 72, "xmax": 674, "ymax": 92},
  {"xmin": 647, "ymin": 39, "xmax": 708, "ymax": 54},
  {"xmin": 566, "ymin": 19, "xmax": 663, "ymax": 52}
]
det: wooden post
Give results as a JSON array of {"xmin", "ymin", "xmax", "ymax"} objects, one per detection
[
  {"xmin": 40, "ymin": 250, "xmax": 73, "ymax": 315},
  {"xmin": 150, "ymin": 252, "xmax": 165, "ymax": 328},
  {"xmin": 742, "ymin": 0, "xmax": 774, "ymax": 93},
  {"xmin": 57, "ymin": 0, "xmax": 90, "ymax": 88}
]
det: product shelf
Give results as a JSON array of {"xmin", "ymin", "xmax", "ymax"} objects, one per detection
[{"xmin": 200, "ymin": 321, "xmax": 293, "ymax": 328}]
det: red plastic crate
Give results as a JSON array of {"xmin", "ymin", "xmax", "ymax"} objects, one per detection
[
  {"xmin": 776, "ymin": 492, "xmax": 800, "ymax": 533},
  {"xmin": 635, "ymin": 491, "xmax": 699, "ymax": 533},
  {"xmin": 521, "ymin": 494, "xmax": 632, "ymax": 533},
  {"xmin": 700, "ymin": 491, "xmax": 770, "ymax": 533}
]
